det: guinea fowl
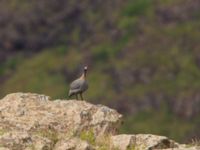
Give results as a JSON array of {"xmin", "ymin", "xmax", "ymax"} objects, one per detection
[{"xmin": 68, "ymin": 66, "xmax": 88, "ymax": 100}]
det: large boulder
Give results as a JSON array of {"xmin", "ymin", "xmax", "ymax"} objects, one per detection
[
  {"xmin": 0, "ymin": 93, "xmax": 122, "ymax": 149},
  {"xmin": 0, "ymin": 93, "xmax": 122, "ymax": 136}
]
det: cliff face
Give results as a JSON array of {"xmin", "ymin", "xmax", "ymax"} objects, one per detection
[{"xmin": 0, "ymin": 93, "xmax": 198, "ymax": 150}]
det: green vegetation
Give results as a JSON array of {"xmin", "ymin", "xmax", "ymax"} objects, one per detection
[
  {"xmin": 79, "ymin": 130, "xmax": 121, "ymax": 150},
  {"xmin": 127, "ymin": 146, "xmax": 137, "ymax": 150},
  {"xmin": 122, "ymin": 0, "xmax": 152, "ymax": 17},
  {"xmin": 121, "ymin": 107, "xmax": 195, "ymax": 141},
  {"xmin": 0, "ymin": 0, "xmax": 200, "ymax": 143},
  {"xmin": 80, "ymin": 130, "xmax": 96, "ymax": 146}
]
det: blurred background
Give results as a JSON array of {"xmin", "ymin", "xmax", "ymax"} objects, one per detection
[{"xmin": 0, "ymin": 0, "xmax": 200, "ymax": 143}]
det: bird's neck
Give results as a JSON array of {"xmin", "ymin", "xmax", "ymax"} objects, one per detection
[{"xmin": 80, "ymin": 71, "xmax": 86, "ymax": 79}]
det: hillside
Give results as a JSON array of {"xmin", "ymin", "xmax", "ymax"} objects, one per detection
[{"xmin": 0, "ymin": 0, "xmax": 200, "ymax": 142}]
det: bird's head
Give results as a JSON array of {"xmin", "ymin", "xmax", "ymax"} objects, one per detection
[
  {"xmin": 84, "ymin": 66, "xmax": 88, "ymax": 72},
  {"xmin": 83, "ymin": 66, "xmax": 88, "ymax": 77}
]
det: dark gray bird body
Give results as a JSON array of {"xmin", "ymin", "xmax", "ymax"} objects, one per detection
[{"xmin": 68, "ymin": 66, "xmax": 88, "ymax": 100}]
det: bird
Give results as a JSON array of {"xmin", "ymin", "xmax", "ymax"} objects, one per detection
[{"xmin": 68, "ymin": 66, "xmax": 88, "ymax": 100}]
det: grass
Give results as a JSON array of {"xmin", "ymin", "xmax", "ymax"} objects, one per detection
[
  {"xmin": 79, "ymin": 129, "xmax": 96, "ymax": 146},
  {"xmin": 79, "ymin": 130, "xmax": 122, "ymax": 149},
  {"xmin": 96, "ymin": 134, "xmax": 112, "ymax": 150},
  {"xmin": 127, "ymin": 146, "xmax": 137, "ymax": 150}
]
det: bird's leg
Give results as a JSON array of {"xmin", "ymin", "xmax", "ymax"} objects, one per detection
[
  {"xmin": 80, "ymin": 93, "xmax": 83, "ymax": 100},
  {"xmin": 76, "ymin": 94, "xmax": 78, "ymax": 100}
]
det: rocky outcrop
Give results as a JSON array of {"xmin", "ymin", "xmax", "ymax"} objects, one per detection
[
  {"xmin": 0, "ymin": 93, "xmax": 198, "ymax": 150},
  {"xmin": 0, "ymin": 93, "xmax": 121, "ymax": 136},
  {"xmin": 111, "ymin": 134, "xmax": 179, "ymax": 150}
]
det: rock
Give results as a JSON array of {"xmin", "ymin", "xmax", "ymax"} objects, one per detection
[
  {"xmin": 0, "ymin": 131, "xmax": 52, "ymax": 150},
  {"xmin": 0, "ymin": 131, "xmax": 32, "ymax": 150},
  {"xmin": 165, "ymin": 144, "xmax": 200, "ymax": 150},
  {"xmin": 135, "ymin": 134, "xmax": 178, "ymax": 149},
  {"xmin": 0, "ymin": 93, "xmax": 197, "ymax": 150},
  {"xmin": 111, "ymin": 134, "xmax": 136, "ymax": 150},
  {"xmin": 0, "ymin": 93, "xmax": 122, "ymax": 136},
  {"xmin": 111, "ymin": 134, "xmax": 178, "ymax": 150},
  {"xmin": 0, "ymin": 148, "xmax": 10, "ymax": 150},
  {"xmin": 164, "ymin": 147, "xmax": 199, "ymax": 150},
  {"xmin": 0, "ymin": 93, "xmax": 122, "ymax": 149},
  {"xmin": 54, "ymin": 138, "xmax": 94, "ymax": 150},
  {"xmin": 32, "ymin": 135, "xmax": 53, "ymax": 150}
]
